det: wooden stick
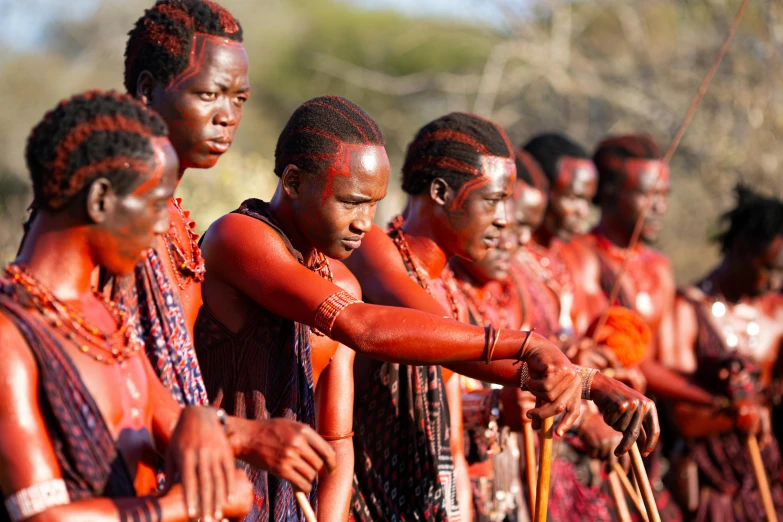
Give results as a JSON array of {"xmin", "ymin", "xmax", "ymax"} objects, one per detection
[
  {"xmin": 613, "ymin": 463, "xmax": 649, "ymax": 522},
  {"xmin": 522, "ymin": 421, "xmax": 537, "ymax": 518},
  {"xmin": 747, "ymin": 434, "xmax": 779, "ymax": 522},
  {"xmin": 629, "ymin": 444, "xmax": 661, "ymax": 522},
  {"xmin": 534, "ymin": 416, "xmax": 554, "ymax": 522},
  {"xmin": 296, "ymin": 491, "xmax": 318, "ymax": 522},
  {"xmin": 608, "ymin": 470, "xmax": 633, "ymax": 522}
]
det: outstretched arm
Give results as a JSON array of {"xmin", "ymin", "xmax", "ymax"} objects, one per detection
[
  {"xmin": 344, "ymin": 225, "xmax": 659, "ymax": 454},
  {"xmin": 204, "ymin": 217, "xmax": 658, "ymax": 451}
]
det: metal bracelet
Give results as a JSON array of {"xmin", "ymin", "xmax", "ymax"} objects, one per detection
[
  {"xmin": 573, "ymin": 365, "xmax": 598, "ymax": 400},
  {"xmin": 215, "ymin": 407, "xmax": 229, "ymax": 433},
  {"xmin": 5, "ymin": 479, "xmax": 69, "ymax": 522}
]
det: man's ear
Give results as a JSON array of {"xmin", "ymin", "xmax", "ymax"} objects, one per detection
[
  {"xmin": 85, "ymin": 178, "xmax": 116, "ymax": 224},
  {"xmin": 136, "ymin": 71, "xmax": 159, "ymax": 105},
  {"xmin": 429, "ymin": 177, "xmax": 453, "ymax": 208},
  {"xmin": 281, "ymin": 165, "xmax": 304, "ymax": 200}
]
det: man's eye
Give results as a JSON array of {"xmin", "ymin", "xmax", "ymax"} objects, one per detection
[{"xmin": 199, "ymin": 92, "xmax": 217, "ymax": 101}]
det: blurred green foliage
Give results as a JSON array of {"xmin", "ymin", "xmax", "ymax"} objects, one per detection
[{"xmin": 1, "ymin": 0, "xmax": 782, "ymax": 283}]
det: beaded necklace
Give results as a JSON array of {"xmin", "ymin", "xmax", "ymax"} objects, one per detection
[
  {"xmin": 307, "ymin": 250, "xmax": 334, "ymax": 337},
  {"xmin": 592, "ymin": 232, "xmax": 660, "ymax": 317},
  {"xmin": 164, "ymin": 197, "xmax": 206, "ymax": 289},
  {"xmin": 390, "ymin": 217, "xmax": 460, "ymax": 319},
  {"xmin": 3, "ymin": 264, "xmax": 143, "ymax": 365},
  {"xmin": 452, "ymin": 266, "xmax": 511, "ymax": 329}
]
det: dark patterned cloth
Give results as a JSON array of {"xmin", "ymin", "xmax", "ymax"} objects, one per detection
[
  {"xmin": 194, "ymin": 199, "xmax": 317, "ymax": 522},
  {"xmin": 508, "ymin": 260, "xmax": 559, "ymax": 339},
  {"xmin": 0, "ymin": 280, "xmax": 136, "ymax": 522},
  {"xmin": 590, "ymin": 235, "xmax": 682, "ymax": 522},
  {"xmin": 679, "ymin": 290, "xmax": 783, "ymax": 522},
  {"xmin": 112, "ymin": 248, "xmax": 209, "ymax": 407},
  {"xmin": 349, "ymin": 227, "xmax": 459, "ymax": 522}
]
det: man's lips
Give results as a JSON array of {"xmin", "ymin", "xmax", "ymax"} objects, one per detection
[
  {"xmin": 483, "ymin": 237, "xmax": 499, "ymax": 248},
  {"xmin": 342, "ymin": 237, "xmax": 363, "ymax": 249},
  {"xmin": 206, "ymin": 138, "xmax": 231, "ymax": 154}
]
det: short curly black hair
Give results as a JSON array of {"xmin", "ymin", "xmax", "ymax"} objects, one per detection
[
  {"xmin": 274, "ymin": 95, "xmax": 385, "ymax": 178},
  {"xmin": 25, "ymin": 90, "xmax": 168, "ymax": 212},
  {"xmin": 715, "ymin": 184, "xmax": 783, "ymax": 255},
  {"xmin": 523, "ymin": 133, "xmax": 589, "ymax": 187},
  {"xmin": 514, "ymin": 147, "xmax": 549, "ymax": 193},
  {"xmin": 124, "ymin": 0, "xmax": 243, "ymax": 96},
  {"xmin": 593, "ymin": 134, "xmax": 661, "ymax": 203},
  {"xmin": 402, "ymin": 113, "xmax": 514, "ymax": 195}
]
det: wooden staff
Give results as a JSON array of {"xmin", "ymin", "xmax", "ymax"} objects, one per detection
[
  {"xmin": 608, "ymin": 469, "xmax": 632, "ymax": 522},
  {"xmin": 582, "ymin": 0, "xmax": 751, "ymax": 520},
  {"xmin": 296, "ymin": 491, "xmax": 318, "ymax": 522},
  {"xmin": 747, "ymin": 434, "xmax": 779, "ymax": 522},
  {"xmin": 613, "ymin": 463, "xmax": 649, "ymax": 522},
  {"xmin": 533, "ymin": 416, "xmax": 554, "ymax": 522},
  {"xmin": 629, "ymin": 445, "xmax": 661, "ymax": 522},
  {"xmin": 522, "ymin": 421, "xmax": 537, "ymax": 517}
]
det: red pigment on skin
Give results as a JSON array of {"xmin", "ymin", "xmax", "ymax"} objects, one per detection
[
  {"xmin": 131, "ymin": 137, "xmax": 169, "ymax": 196},
  {"xmin": 451, "ymin": 156, "xmax": 515, "ymax": 211},
  {"xmin": 319, "ymin": 143, "xmax": 368, "ymax": 205},
  {"xmin": 554, "ymin": 156, "xmax": 596, "ymax": 192},
  {"xmin": 167, "ymin": 33, "xmax": 243, "ymax": 90}
]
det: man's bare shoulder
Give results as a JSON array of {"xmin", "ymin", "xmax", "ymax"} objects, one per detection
[{"xmin": 330, "ymin": 259, "xmax": 362, "ymax": 300}]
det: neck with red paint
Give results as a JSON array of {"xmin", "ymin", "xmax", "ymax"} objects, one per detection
[
  {"xmin": 15, "ymin": 211, "xmax": 96, "ymax": 301},
  {"xmin": 594, "ymin": 216, "xmax": 635, "ymax": 249},
  {"xmin": 401, "ymin": 196, "xmax": 452, "ymax": 280},
  {"xmin": 532, "ymin": 226, "xmax": 556, "ymax": 250},
  {"xmin": 269, "ymin": 183, "xmax": 319, "ymax": 265}
]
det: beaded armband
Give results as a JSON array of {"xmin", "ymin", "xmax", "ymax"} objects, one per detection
[
  {"xmin": 4, "ymin": 479, "xmax": 69, "ymax": 522},
  {"xmin": 517, "ymin": 362, "xmax": 530, "ymax": 391},
  {"xmin": 314, "ymin": 291, "xmax": 362, "ymax": 337},
  {"xmin": 574, "ymin": 365, "xmax": 598, "ymax": 400}
]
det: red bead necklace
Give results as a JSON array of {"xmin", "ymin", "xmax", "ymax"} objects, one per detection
[
  {"xmin": 4, "ymin": 264, "xmax": 143, "ymax": 364},
  {"xmin": 164, "ymin": 197, "xmax": 206, "ymax": 289}
]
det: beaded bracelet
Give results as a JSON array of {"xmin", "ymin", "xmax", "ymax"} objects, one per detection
[
  {"xmin": 518, "ymin": 362, "xmax": 530, "ymax": 391},
  {"xmin": 573, "ymin": 365, "xmax": 598, "ymax": 400},
  {"xmin": 5, "ymin": 479, "xmax": 69, "ymax": 522},
  {"xmin": 314, "ymin": 291, "xmax": 362, "ymax": 337}
]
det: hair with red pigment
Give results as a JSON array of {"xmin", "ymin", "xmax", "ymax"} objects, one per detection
[
  {"xmin": 592, "ymin": 134, "xmax": 661, "ymax": 203},
  {"xmin": 274, "ymin": 95, "xmax": 384, "ymax": 180},
  {"xmin": 25, "ymin": 90, "xmax": 168, "ymax": 212},
  {"xmin": 124, "ymin": 0, "xmax": 243, "ymax": 95},
  {"xmin": 514, "ymin": 148, "xmax": 549, "ymax": 193},
  {"xmin": 402, "ymin": 112, "xmax": 514, "ymax": 195},
  {"xmin": 523, "ymin": 132, "xmax": 589, "ymax": 188}
]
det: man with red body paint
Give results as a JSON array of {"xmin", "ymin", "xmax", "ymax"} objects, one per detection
[
  {"xmin": 195, "ymin": 99, "xmax": 659, "ymax": 522},
  {"xmin": 670, "ymin": 185, "xmax": 783, "ymax": 521},
  {"xmin": 0, "ymin": 90, "xmax": 253, "ymax": 522},
  {"xmin": 119, "ymin": 0, "xmax": 340, "ymax": 515},
  {"xmin": 509, "ymin": 144, "xmax": 632, "ymax": 522}
]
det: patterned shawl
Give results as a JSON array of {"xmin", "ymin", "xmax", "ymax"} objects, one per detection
[
  {"xmin": 0, "ymin": 280, "xmax": 135, "ymax": 521},
  {"xmin": 349, "ymin": 226, "xmax": 458, "ymax": 522},
  {"xmin": 194, "ymin": 199, "xmax": 317, "ymax": 522}
]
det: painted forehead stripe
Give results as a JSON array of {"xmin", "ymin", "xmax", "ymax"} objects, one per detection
[
  {"xmin": 601, "ymin": 156, "xmax": 670, "ymax": 190},
  {"xmin": 451, "ymin": 156, "xmax": 515, "ymax": 210},
  {"xmin": 131, "ymin": 136, "xmax": 169, "ymax": 196},
  {"xmin": 555, "ymin": 156, "xmax": 597, "ymax": 192},
  {"xmin": 167, "ymin": 32, "xmax": 244, "ymax": 90},
  {"xmin": 319, "ymin": 143, "xmax": 377, "ymax": 205}
]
